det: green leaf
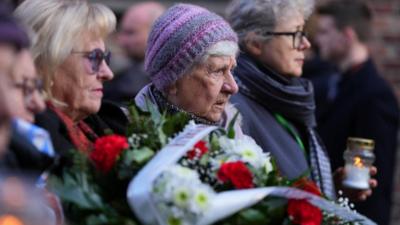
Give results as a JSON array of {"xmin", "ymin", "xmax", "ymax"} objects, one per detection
[
  {"xmin": 146, "ymin": 98, "xmax": 162, "ymax": 124},
  {"xmin": 162, "ymin": 112, "xmax": 190, "ymax": 137},
  {"xmin": 130, "ymin": 147, "xmax": 155, "ymax": 164},
  {"xmin": 239, "ymin": 208, "xmax": 268, "ymax": 224},
  {"xmin": 86, "ymin": 214, "xmax": 109, "ymax": 225},
  {"xmin": 227, "ymin": 111, "xmax": 239, "ymax": 139},
  {"xmin": 48, "ymin": 171, "xmax": 105, "ymax": 210},
  {"xmin": 210, "ymin": 132, "xmax": 221, "ymax": 152}
]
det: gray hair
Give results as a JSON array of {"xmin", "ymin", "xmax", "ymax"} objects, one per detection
[
  {"xmin": 200, "ymin": 41, "xmax": 238, "ymax": 64},
  {"xmin": 161, "ymin": 40, "xmax": 238, "ymax": 94},
  {"xmin": 226, "ymin": 0, "xmax": 314, "ymax": 49},
  {"xmin": 185, "ymin": 41, "xmax": 238, "ymax": 77}
]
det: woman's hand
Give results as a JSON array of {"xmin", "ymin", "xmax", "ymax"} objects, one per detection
[{"xmin": 333, "ymin": 166, "xmax": 378, "ymax": 201}]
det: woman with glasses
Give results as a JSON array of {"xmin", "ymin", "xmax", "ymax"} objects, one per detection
[
  {"xmin": 14, "ymin": 0, "xmax": 128, "ymax": 155},
  {"xmin": 11, "ymin": 50, "xmax": 45, "ymax": 123},
  {"xmin": 226, "ymin": 0, "xmax": 376, "ymax": 201}
]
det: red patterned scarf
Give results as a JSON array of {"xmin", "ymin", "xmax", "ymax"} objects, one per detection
[{"xmin": 47, "ymin": 102, "xmax": 98, "ymax": 153}]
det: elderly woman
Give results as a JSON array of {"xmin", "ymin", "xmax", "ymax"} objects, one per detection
[
  {"xmin": 135, "ymin": 3, "xmax": 241, "ymax": 132},
  {"xmin": 226, "ymin": 0, "xmax": 376, "ymax": 200},
  {"xmin": 14, "ymin": 0, "xmax": 128, "ymax": 154}
]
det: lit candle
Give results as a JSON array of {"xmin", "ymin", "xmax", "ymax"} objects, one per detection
[
  {"xmin": 342, "ymin": 138, "xmax": 375, "ymax": 190},
  {"xmin": 343, "ymin": 157, "xmax": 370, "ymax": 189}
]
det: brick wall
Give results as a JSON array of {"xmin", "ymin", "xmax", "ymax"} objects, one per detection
[{"xmin": 366, "ymin": 1, "xmax": 400, "ymax": 225}]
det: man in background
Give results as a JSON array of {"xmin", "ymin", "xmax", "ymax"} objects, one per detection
[
  {"xmin": 314, "ymin": 1, "xmax": 399, "ymax": 224},
  {"xmin": 104, "ymin": 1, "xmax": 165, "ymax": 106}
]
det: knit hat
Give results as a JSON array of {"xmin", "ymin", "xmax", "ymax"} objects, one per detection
[
  {"xmin": 145, "ymin": 3, "xmax": 238, "ymax": 91},
  {"xmin": 0, "ymin": 3, "xmax": 29, "ymax": 49}
]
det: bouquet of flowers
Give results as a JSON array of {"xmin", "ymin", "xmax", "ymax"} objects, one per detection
[
  {"xmin": 48, "ymin": 104, "xmax": 375, "ymax": 225},
  {"xmin": 48, "ymin": 105, "xmax": 190, "ymax": 225},
  {"xmin": 127, "ymin": 122, "xmax": 374, "ymax": 225}
]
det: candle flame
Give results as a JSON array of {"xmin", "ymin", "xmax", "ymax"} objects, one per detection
[{"xmin": 353, "ymin": 156, "xmax": 364, "ymax": 168}]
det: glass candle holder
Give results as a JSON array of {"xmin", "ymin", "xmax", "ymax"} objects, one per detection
[{"xmin": 342, "ymin": 137, "xmax": 375, "ymax": 189}]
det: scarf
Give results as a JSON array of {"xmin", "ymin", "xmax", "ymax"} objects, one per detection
[
  {"xmin": 234, "ymin": 53, "xmax": 335, "ymax": 199},
  {"xmin": 47, "ymin": 102, "xmax": 98, "ymax": 153}
]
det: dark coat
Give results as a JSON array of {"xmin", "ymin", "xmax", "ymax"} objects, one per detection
[
  {"xmin": 35, "ymin": 101, "xmax": 129, "ymax": 156},
  {"xmin": 231, "ymin": 93, "xmax": 310, "ymax": 180},
  {"xmin": 316, "ymin": 59, "xmax": 399, "ymax": 225},
  {"xmin": 0, "ymin": 129, "xmax": 53, "ymax": 176}
]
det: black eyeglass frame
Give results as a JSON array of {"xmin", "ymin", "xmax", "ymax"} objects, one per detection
[
  {"xmin": 14, "ymin": 78, "xmax": 44, "ymax": 97},
  {"xmin": 262, "ymin": 31, "xmax": 307, "ymax": 49},
  {"xmin": 72, "ymin": 48, "xmax": 111, "ymax": 74}
]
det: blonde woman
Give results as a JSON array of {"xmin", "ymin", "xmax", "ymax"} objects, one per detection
[{"xmin": 15, "ymin": 0, "xmax": 128, "ymax": 155}]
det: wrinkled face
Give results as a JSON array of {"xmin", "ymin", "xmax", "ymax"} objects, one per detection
[
  {"xmin": 11, "ymin": 50, "xmax": 45, "ymax": 123},
  {"xmin": 259, "ymin": 14, "xmax": 311, "ymax": 77},
  {"xmin": 314, "ymin": 15, "xmax": 348, "ymax": 63},
  {"xmin": 118, "ymin": 12, "xmax": 150, "ymax": 61},
  {"xmin": 167, "ymin": 55, "xmax": 239, "ymax": 122},
  {"xmin": 52, "ymin": 36, "xmax": 114, "ymax": 121}
]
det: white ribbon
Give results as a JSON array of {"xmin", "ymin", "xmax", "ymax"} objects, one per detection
[{"xmin": 127, "ymin": 122, "xmax": 376, "ymax": 225}]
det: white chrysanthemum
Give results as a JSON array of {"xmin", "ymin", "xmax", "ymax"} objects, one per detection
[
  {"xmin": 167, "ymin": 216, "xmax": 185, "ymax": 225},
  {"xmin": 189, "ymin": 186, "xmax": 214, "ymax": 214},
  {"xmin": 230, "ymin": 136, "xmax": 267, "ymax": 169},
  {"xmin": 170, "ymin": 165, "xmax": 199, "ymax": 181},
  {"xmin": 218, "ymin": 136, "xmax": 236, "ymax": 153},
  {"xmin": 173, "ymin": 186, "xmax": 191, "ymax": 207}
]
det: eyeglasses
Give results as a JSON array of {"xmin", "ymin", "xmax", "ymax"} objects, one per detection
[
  {"xmin": 72, "ymin": 48, "xmax": 111, "ymax": 74},
  {"xmin": 262, "ymin": 30, "xmax": 307, "ymax": 49},
  {"xmin": 14, "ymin": 78, "xmax": 43, "ymax": 97}
]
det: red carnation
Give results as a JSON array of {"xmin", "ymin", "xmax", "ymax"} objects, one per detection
[
  {"xmin": 217, "ymin": 161, "xmax": 254, "ymax": 189},
  {"xmin": 90, "ymin": 135, "xmax": 129, "ymax": 173},
  {"xmin": 187, "ymin": 140, "xmax": 208, "ymax": 159},
  {"xmin": 287, "ymin": 199, "xmax": 322, "ymax": 225},
  {"xmin": 292, "ymin": 178, "xmax": 322, "ymax": 196}
]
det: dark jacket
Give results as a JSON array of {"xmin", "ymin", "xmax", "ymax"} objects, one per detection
[
  {"xmin": 0, "ymin": 129, "xmax": 53, "ymax": 176},
  {"xmin": 230, "ymin": 54, "xmax": 331, "ymax": 184},
  {"xmin": 316, "ymin": 59, "xmax": 399, "ymax": 225},
  {"xmin": 35, "ymin": 101, "xmax": 128, "ymax": 156},
  {"xmin": 231, "ymin": 93, "xmax": 310, "ymax": 180}
]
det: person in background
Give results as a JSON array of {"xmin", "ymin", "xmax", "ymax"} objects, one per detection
[
  {"xmin": 0, "ymin": 3, "xmax": 23, "ymax": 156},
  {"xmin": 0, "ymin": 77, "xmax": 12, "ymax": 157},
  {"xmin": 14, "ymin": 0, "xmax": 128, "ymax": 156},
  {"xmin": 10, "ymin": 50, "xmax": 45, "ymax": 123},
  {"xmin": 0, "ymin": 3, "xmax": 64, "ymax": 224},
  {"xmin": 135, "ymin": 3, "xmax": 242, "ymax": 134},
  {"xmin": 3, "ymin": 47, "xmax": 56, "ymax": 175},
  {"xmin": 226, "ymin": 0, "xmax": 377, "ymax": 201},
  {"xmin": 0, "ymin": 2, "xmax": 31, "ymax": 162},
  {"xmin": 314, "ymin": 1, "xmax": 399, "ymax": 224},
  {"xmin": 104, "ymin": 1, "xmax": 165, "ymax": 105}
]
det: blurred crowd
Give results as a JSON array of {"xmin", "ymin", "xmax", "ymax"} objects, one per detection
[{"xmin": 0, "ymin": 0, "xmax": 398, "ymax": 225}]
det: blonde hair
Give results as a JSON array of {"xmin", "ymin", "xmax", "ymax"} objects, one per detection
[{"xmin": 14, "ymin": 0, "xmax": 116, "ymax": 100}]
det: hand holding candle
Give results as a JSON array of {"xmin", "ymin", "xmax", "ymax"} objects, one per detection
[
  {"xmin": 334, "ymin": 166, "xmax": 377, "ymax": 201},
  {"xmin": 342, "ymin": 138, "xmax": 375, "ymax": 189},
  {"xmin": 334, "ymin": 137, "xmax": 378, "ymax": 202}
]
